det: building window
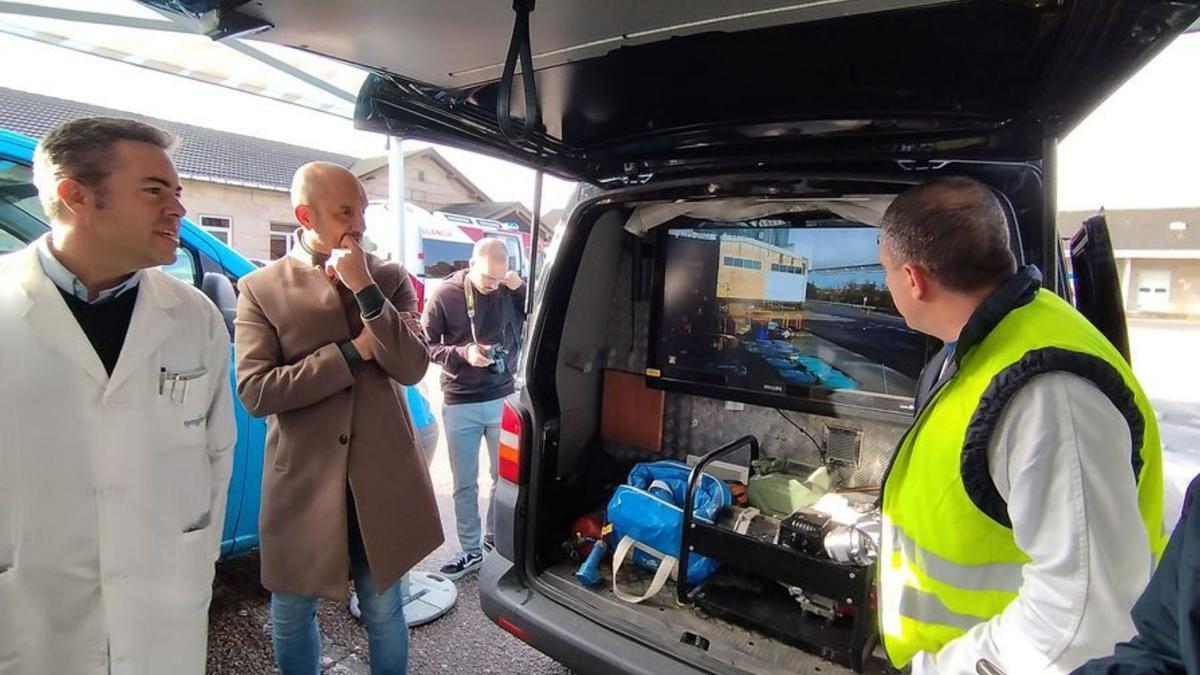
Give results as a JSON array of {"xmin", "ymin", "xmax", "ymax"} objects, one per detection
[
  {"xmin": 270, "ymin": 222, "xmax": 296, "ymax": 260},
  {"xmin": 199, "ymin": 216, "xmax": 232, "ymax": 245},
  {"xmin": 724, "ymin": 256, "xmax": 765, "ymax": 270},
  {"xmin": 417, "ymin": 169, "xmax": 427, "ymax": 182}
]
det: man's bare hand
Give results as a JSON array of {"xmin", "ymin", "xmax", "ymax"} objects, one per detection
[
  {"xmin": 328, "ymin": 235, "xmax": 373, "ymax": 292},
  {"xmin": 351, "ymin": 331, "xmax": 375, "ymax": 362},
  {"xmin": 503, "ymin": 271, "xmax": 524, "ymax": 290},
  {"xmin": 466, "ymin": 343, "xmax": 494, "ymax": 368}
]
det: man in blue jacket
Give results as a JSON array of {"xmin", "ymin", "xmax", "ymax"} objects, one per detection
[{"xmin": 1072, "ymin": 474, "xmax": 1200, "ymax": 675}]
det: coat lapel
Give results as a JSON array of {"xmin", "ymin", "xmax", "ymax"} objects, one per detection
[
  {"xmin": 107, "ymin": 270, "xmax": 181, "ymax": 395},
  {"xmin": 15, "ymin": 244, "xmax": 109, "ymax": 386},
  {"xmin": 285, "ymin": 256, "xmax": 352, "ymax": 336}
]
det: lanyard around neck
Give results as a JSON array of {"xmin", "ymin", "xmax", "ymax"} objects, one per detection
[{"xmin": 464, "ymin": 276, "xmax": 480, "ymax": 344}]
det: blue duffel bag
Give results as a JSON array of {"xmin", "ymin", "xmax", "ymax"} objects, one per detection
[{"xmin": 606, "ymin": 460, "xmax": 732, "ymax": 603}]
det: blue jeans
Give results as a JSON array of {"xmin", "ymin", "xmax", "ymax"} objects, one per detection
[
  {"xmin": 443, "ymin": 399, "xmax": 503, "ymax": 556},
  {"xmin": 271, "ymin": 545, "xmax": 409, "ymax": 674}
]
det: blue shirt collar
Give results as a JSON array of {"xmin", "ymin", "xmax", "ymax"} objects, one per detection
[{"xmin": 35, "ymin": 235, "xmax": 142, "ymax": 304}]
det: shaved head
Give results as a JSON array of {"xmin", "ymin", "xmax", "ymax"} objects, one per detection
[
  {"xmin": 468, "ymin": 237, "xmax": 512, "ymax": 294},
  {"xmin": 291, "ymin": 161, "xmax": 358, "ymax": 208},
  {"xmin": 290, "ymin": 161, "xmax": 368, "ymax": 254},
  {"xmin": 473, "ymin": 238, "xmax": 509, "ymax": 263}
]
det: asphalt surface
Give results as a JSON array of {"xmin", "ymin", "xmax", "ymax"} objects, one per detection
[
  {"xmin": 206, "ymin": 321, "xmax": 1200, "ymax": 674},
  {"xmin": 206, "ymin": 368, "xmax": 573, "ymax": 675},
  {"xmin": 205, "ymin": 494, "xmax": 574, "ymax": 675},
  {"xmin": 801, "ymin": 301, "xmax": 935, "ymax": 380}
]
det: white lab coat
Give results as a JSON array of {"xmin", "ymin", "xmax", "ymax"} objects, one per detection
[{"xmin": 0, "ymin": 240, "xmax": 236, "ymax": 675}]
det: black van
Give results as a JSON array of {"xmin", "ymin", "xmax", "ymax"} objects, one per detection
[{"xmin": 145, "ymin": 2, "xmax": 1199, "ymax": 673}]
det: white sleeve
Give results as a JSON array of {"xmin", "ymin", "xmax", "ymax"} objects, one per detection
[
  {"xmin": 913, "ymin": 372, "xmax": 1151, "ymax": 675},
  {"xmin": 204, "ymin": 304, "xmax": 237, "ymax": 560}
]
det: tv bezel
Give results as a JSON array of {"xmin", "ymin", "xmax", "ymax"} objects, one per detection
[{"xmin": 646, "ymin": 217, "xmax": 933, "ymax": 424}]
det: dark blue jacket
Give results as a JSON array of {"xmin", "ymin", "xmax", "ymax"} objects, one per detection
[{"xmin": 1073, "ymin": 475, "xmax": 1200, "ymax": 675}]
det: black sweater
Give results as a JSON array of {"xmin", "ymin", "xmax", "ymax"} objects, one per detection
[
  {"xmin": 58, "ymin": 285, "xmax": 139, "ymax": 376},
  {"xmin": 421, "ymin": 270, "xmax": 526, "ymax": 405}
]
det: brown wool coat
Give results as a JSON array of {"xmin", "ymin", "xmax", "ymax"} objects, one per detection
[{"xmin": 234, "ymin": 254, "xmax": 442, "ymax": 599}]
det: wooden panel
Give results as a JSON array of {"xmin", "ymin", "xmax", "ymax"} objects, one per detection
[{"xmin": 601, "ymin": 369, "xmax": 665, "ymax": 452}]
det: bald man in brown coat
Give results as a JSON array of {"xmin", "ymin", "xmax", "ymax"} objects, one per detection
[{"xmin": 234, "ymin": 162, "xmax": 441, "ymax": 674}]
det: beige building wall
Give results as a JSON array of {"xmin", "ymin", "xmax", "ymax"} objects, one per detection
[
  {"xmin": 359, "ymin": 156, "xmax": 483, "ymax": 211},
  {"xmin": 717, "ymin": 239, "xmax": 807, "ymax": 301},
  {"xmin": 180, "ymin": 153, "xmax": 488, "ymax": 262},
  {"xmin": 1121, "ymin": 257, "xmax": 1200, "ymax": 316},
  {"xmin": 182, "ymin": 179, "xmax": 296, "ymax": 261},
  {"xmin": 1173, "ymin": 259, "xmax": 1200, "ymax": 314}
]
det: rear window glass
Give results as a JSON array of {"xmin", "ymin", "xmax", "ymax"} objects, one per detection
[
  {"xmin": 161, "ymin": 246, "xmax": 198, "ymax": 285},
  {"xmin": 423, "ymin": 238, "xmax": 473, "ymax": 279},
  {"xmin": 0, "ymin": 160, "xmax": 49, "ymax": 254},
  {"xmin": 0, "ymin": 158, "xmax": 202, "ymax": 291}
]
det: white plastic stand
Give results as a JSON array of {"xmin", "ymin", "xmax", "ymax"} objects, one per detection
[{"xmin": 347, "ymin": 571, "xmax": 458, "ymax": 627}]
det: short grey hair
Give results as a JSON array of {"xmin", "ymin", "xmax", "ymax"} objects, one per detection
[
  {"xmin": 879, "ymin": 176, "xmax": 1017, "ymax": 292},
  {"xmin": 33, "ymin": 117, "xmax": 174, "ymax": 219}
]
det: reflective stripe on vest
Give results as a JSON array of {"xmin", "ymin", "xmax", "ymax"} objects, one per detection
[
  {"xmin": 899, "ymin": 586, "xmax": 987, "ymax": 632},
  {"xmin": 889, "ymin": 524, "xmax": 1023, "ymax": 593},
  {"xmin": 880, "ymin": 289, "xmax": 1164, "ymax": 668}
]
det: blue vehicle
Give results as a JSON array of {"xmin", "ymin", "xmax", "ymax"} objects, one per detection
[{"xmin": 0, "ymin": 127, "xmax": 439, "ymax": 559}]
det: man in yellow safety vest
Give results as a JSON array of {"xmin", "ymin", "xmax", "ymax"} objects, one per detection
[{"xmin": 876, "ymin": 176, "xmax": 1164, "ymax": 674}]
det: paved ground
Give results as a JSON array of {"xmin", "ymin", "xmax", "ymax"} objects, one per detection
[
  {"xmin": 206, "ymin": 320, "xmax": 1200, "ymax": 673},
  {"xmin": 1128, "ymin": 318, "xmax": 1200, "ymax": 406},
  {"xmin": 1128, "ymin": 318, "xmax": 1200, "ymax": 527},
  {"xmin": 206, "ymin": 368, "xmax": 572, "ymax": 674}
]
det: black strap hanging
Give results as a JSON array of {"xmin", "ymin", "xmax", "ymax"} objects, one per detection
[{"xmin": 497, "ymin": 0, "xmax": 542, "ymax": 148}]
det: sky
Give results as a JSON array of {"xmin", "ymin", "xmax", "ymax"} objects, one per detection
[
  {"xmin": 789, "ymin": 228, "xmax": 880, "ymax": 269},
  {"xmin": 0, "ymin": 1, "xmax": 1195, "ymax": 215},
  {"xmin": 1057, "ymin": 30, "xmax": 1200, "ymax": 211},
  {"xmin": 0, "ymin": 1, "xmax": 579, "ymax": 214}
]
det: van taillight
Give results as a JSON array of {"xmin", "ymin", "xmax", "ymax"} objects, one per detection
[
  {"xmin": 496, "ymin": 617, "xmax": 529, "ymax": 643},
  {"xmin": 499, "ymin": 401, "xmax": 523, "ymax": 484}
]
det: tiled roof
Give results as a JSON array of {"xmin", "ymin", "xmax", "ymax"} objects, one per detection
[
  {"xmin": 441, "ymin": 201, "xmax": 527, "ymax": 220},
  {"xmin": 0, "ymin": 86, "xmax": 358, "ymax": 190},
  {"xmin": 355, "ymin": 147, "xmax": 491, "ymax": 202}
]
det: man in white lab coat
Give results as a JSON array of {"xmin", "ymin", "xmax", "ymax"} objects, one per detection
[{"xmin": 0, "ymin": 117, "xmax": 235, "ymax": 675}]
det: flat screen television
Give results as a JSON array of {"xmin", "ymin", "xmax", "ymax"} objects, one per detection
[{"xmin": 647, "ymin": 216, "xmax": 941, "ymax": 418}]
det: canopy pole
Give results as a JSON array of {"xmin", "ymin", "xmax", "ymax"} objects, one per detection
[
  {"xmin": 389, "ymin": 136, "xmax": 407, "ymax": 265},
  {"xmin": 525, "ymin": 164, "xmax": 544, "ymax": 316}
]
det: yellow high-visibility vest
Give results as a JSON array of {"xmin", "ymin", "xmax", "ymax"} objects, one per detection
[{"xmin": 880, "ymin": 286, "xmax": 1164, "ymax": 667}]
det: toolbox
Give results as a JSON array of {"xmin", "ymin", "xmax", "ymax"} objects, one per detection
[{"xmin": 678, "ymin": 435, "xmax": 877, "ymax": 671}]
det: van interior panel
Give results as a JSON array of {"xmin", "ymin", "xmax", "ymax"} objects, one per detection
[
  {"xmin": 601, "ymin": 370, "xmax": 665, "ymax": 454},
  {"xmin": 527, "ymin": 190, "xmax": 942, "ymax": 672}
]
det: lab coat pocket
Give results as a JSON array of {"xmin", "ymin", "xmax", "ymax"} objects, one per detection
[
  {"xmin": 156, "ymin": 369, "xmax": 211, "ymax": 449},
  {"xmin": 177, "ymin": 527, "xmax": 216, "ymax": 611},
  {"xmin": 154, "ymin": 369, "xmax": 213, "ymax": 532}
]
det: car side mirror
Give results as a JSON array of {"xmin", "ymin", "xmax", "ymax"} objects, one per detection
[{"xmin": 201, "ymin": 272, "xmax": 237, "ymax": 338}]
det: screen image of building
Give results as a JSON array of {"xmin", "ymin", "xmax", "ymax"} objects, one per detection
[
  {"xmin": 713, "ymin": 235, "xmax": 809, "ymax": 336},
  {"xmin": 716, "ymin": 235, "xmax": 809, "ymax": 302}
]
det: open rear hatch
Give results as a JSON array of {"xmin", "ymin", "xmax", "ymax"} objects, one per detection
[
  {"xmin": 141, "ymin": 0, "xmax": 1199, "ymax": 183},
  {"xmin": 139, "ymin": 1, "xmax": 1198, "ymax": 672}
]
